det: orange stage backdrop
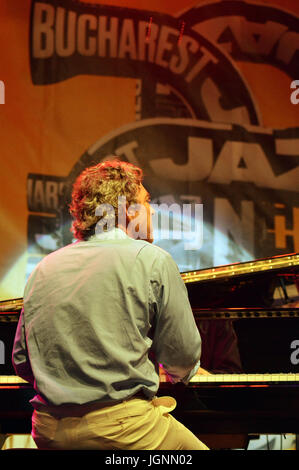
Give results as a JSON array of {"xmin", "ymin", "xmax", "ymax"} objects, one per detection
[{"xmin": 0, "ymin": 0, "xmax": 298, "ymax": 300}]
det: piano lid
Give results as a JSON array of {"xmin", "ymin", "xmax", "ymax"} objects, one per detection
[
  {"xmin": 181, "ymin": 252, "xmax": 299, "ymax": 284},
  {"xmin": 182, "ymin": 252, "xmax": 299, "ymax": 309},
  {"xmin": 0, "ymin": 297, "xmax": 23, "ymax": 313}
]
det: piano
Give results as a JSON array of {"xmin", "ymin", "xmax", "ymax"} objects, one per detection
[{"xmin": 1, "ymin": 252, "xmax": 299, "ymax": 447}]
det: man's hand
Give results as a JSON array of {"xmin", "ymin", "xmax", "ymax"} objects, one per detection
[{"xmin": 159, "ymin": 364, "xmax": 212, "ymax": 382}]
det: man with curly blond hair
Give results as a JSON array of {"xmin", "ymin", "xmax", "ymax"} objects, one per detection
[
  {"xmin": 69, "ymin": 159, "xmax": 152, "ymax": 242},
  {"xmin": 13, "ymin": 159, "xmax": 207, "ymax": 450}
]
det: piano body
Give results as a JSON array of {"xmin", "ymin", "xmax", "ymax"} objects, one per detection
[{"xmin": 0, "ymin": 253, "xmax": 299, "ymax": 446}]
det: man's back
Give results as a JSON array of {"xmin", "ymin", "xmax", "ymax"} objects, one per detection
[
  {"xmin": 12, "ymin": 160, "xmax": 207, "ymax": 450},
  {"xmin": 15, "ymin": 229, "xmax": 201, "ymax": 408}
]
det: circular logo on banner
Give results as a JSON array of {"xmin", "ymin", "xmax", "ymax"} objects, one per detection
[
  {"xmin": 28, "ymin": 1, "xmax": 299, "ymax": 272},
  {"xmin": 177, "ymin": 0, "xmax": 299, "ymax": 79}
]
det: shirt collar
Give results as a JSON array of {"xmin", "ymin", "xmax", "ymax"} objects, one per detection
[{"xmin": 89, "ymin": 227, "xmax": 129, "ymax": 241}]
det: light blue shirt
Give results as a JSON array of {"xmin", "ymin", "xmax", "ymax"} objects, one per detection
[{"xmin": 13, "ymin": 228, "xmax": 201, "ymax": 408}]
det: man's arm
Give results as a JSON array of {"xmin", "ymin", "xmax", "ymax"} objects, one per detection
[
  {"xmin": 12, "ymin": 307, "xmax": 34, "ymax": 384},
  {"xmin": 150, "ymin": 251, "xmax": 202, "ymax": 384}
]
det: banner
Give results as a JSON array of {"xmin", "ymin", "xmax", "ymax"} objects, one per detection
[{"xmin": 0, "ymin": 0, "xmax": 298, "ymax": 299}]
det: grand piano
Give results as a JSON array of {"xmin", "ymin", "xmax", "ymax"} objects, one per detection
[{"xmin": 0, "ymin": 252, "xmax": 298, "ymax": 448}]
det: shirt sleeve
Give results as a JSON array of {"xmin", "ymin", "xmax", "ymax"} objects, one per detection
[
  {"xmin": 12, "ymin": 307, "xmax": 34, "ymax": 385},
  {"xmin": 149, "ymin": 250, "xmax": 202, "ymax": 384}
]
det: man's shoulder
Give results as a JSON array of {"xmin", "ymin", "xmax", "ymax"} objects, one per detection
[
  {"xmin": 27, "ymin": 243, "xmax": 76, "ymax": 275},
  {"xmin": 135, "ymin": 240, "xmax": 175, "ymax": 266},
  {"xmin": 40, "ymin": 242, "xmax": 76, "ymax": 262}
]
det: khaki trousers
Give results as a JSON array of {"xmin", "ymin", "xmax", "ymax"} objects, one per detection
[{"xmin": 32, "ymin": 396, "xmax": 209, "ymax": 450}]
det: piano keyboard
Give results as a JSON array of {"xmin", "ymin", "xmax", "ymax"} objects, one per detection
[
  {"xmin": 1, "ymin": 374, "xmax": 298, "ymax": 387},
  {"xmin": 0, "ymin": 376, "xmax": 29, "ymax": 385},
  {"xmin": 158, "ymin": 373, "xmax": 299, "ymax": 383}
]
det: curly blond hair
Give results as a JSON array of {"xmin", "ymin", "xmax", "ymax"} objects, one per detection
[{"xmin": 69, "ymin": 159, "xmax": 143, "ymax": 241}]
